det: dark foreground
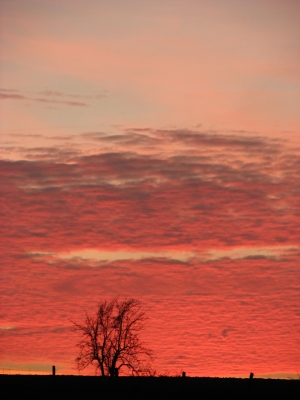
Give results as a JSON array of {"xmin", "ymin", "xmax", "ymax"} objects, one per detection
[{"xmin": 1, "ymin": 375, "xmax": 299, "ymax": 400}]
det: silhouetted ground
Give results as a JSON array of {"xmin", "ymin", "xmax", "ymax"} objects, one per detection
[{"xmin": 1, "ymin": 375, "xmax": 299, "ymax": 400}]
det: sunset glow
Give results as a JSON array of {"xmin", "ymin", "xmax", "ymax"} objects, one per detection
[{"xmin": 1, "ymin": 0, "xmax": 299, "ymax": 378}]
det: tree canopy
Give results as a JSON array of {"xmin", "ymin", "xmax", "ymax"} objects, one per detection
[{"xmin": 72, "ymin": 298, "xmax": 154, "ymax": 376}]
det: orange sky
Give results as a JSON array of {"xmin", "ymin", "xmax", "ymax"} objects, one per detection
[{"xmin": 1, "ymin": 0, "xmax": 299, "ymax": 378}]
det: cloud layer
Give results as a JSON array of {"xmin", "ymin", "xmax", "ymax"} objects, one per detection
[{"xmin": 1, "ymin": 129, "xmax": 299, "ymax": 376}]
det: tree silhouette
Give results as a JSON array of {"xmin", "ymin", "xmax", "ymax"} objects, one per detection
[{"xmin": 72, "ymin": 298, "xmax": 154, "ymax": 376}]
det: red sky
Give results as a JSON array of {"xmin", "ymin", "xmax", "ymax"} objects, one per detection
[{"xmin": 1, "ymin": 0, "xmax": 300, "ymax": 378}]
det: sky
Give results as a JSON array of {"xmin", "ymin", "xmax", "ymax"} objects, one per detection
[{"xmin": 0, "ymin": 0, "xmax": 299, "ymax": 378}]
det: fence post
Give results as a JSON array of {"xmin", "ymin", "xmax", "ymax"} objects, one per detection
[{"xmin": 52, "ymin": 366, "xmax": 56, "ymax": 376}]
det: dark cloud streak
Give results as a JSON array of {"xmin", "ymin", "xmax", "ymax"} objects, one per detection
[{"xmin": 0, "ymin": 87, "xmax": 108, "ymax": 106}]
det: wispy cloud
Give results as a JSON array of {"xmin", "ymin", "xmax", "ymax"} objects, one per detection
[
  {"xmin": 34, "ymin": 98, "xmax": 88, "ymax": 106},
  {"xmin": 0, "ymin": 90, "xmax": 87, "ymax": 106},
  {"xmin": 39, "ymin": 90, "xmax": 106, "ymax": 99},
  {"xmin": 0, "ymin": 93, "xmax": 27, "ymax": 100},
  {"xmin": 0, "ymin": 88, "xmax": 106, "ymax": 107}
]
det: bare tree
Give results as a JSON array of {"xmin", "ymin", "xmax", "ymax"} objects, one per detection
[{"xmin": 72, "ymin": 298, "xmax": 154, "ymax": 377}]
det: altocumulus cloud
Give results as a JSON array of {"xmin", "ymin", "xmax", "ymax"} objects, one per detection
[
  {"xmin": 1, "ymin": 129, "xmax": 299, "ymax": 253},
  {"xmin": 1, "ymin": 128, "xmax": 299, "ymax": 376}
]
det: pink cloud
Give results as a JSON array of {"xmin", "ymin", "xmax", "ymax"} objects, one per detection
[
  {"xmin": 1, "ymin": 130, "xmax": 299, "ymax": 254},
  {"xmin": 1, "ymin": 254, "xmax": 299, "ymax": 376},
  {"xmin": 1, "ymin": 0, "xmax": 299, "ymax": 376},
  {"xmin": 1, "ymin": 129, "xmax": 299, "ymax": 376}
]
